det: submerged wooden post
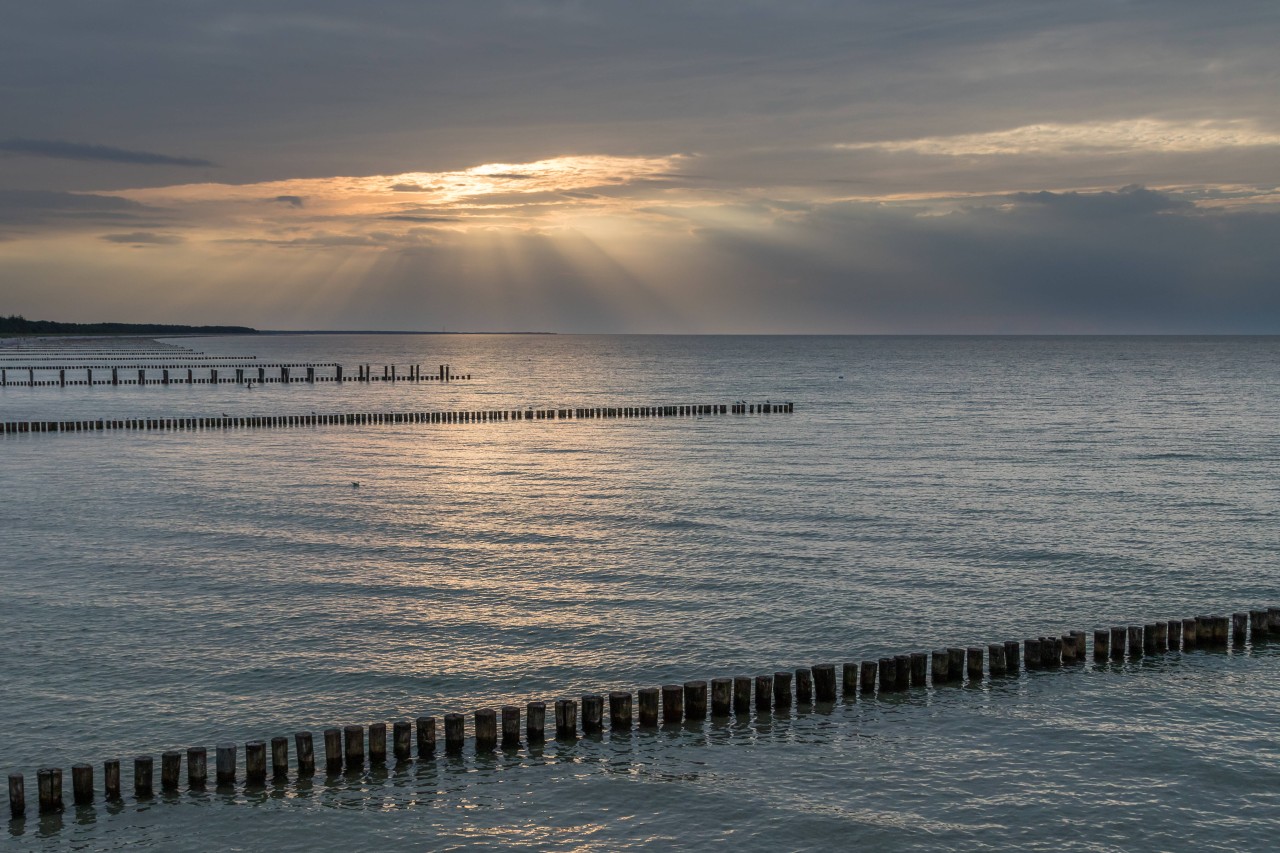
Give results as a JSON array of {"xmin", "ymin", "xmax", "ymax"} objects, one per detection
[
  {"xmin": 967, "ymin": 647, "xmax": 984, "ymax": 681},
  {"xmin": 638, "ymin": 688, "xmax": 660, "ymax": 727},
  {"xmin": 661, "ymin": 685, "xmax": 683, "ymax": 724},
  {"xmin": 555, "ymin": 699, "xmax": 578, "ymax": 738},
  {"xmin": 910, "ymin": 652, "xmax": 928, "ymax": 686},
  {"xmin": 771, "ymin": 671, "xmax": 792, "ymax": 707},
  {"xmin": 813, "ymin": 664, "xmax": 837, "ymax": 702},
  {"xmin": 104, "ymin": 759, "xmax": 120, "ymax": 800},
  {"xmin": 71, "ymin": 764, "xmax": 93, "ymax": 806},
  {"xmin": 878, "ymin": 657, "xmax": 894, "ymax": 692},
  {"xmin": 216, "ymin": 743, "xmax": 236, "ymax": 786},
  {"xmin": 475, "ymin": 709, "xmax": 498, "ymax": 752},
  {"xmin": 368, "ymin": 723, "xmax": 387, "ymax": 764},
  {"xmin": 582, "ymin": 695, "xmax": 604, "ymax": 733},
  {"xmin": 1153, "ymin": 622, "xmax": 1168, "ymax": 652},
  {"xmin": 9, "ymin": 773, "xmax": 25, "ymax": 818},
  {"xmin": 609, "ymin": 693, "xmax": 633, "ymax": 730},
  {"xmin": 294, "ymin": 733, "xmax": 314, "ymax": 777},
  {"xmin": 502, "ymin": 706, "xmax": 522, "ymax": 748},
  {"xmin": 323, "ymin": 729, "xmax": 342, "ymax": 775},
  {"xmin": 344, "ymin": 725, "xmax": 365, "ymax": 769},
  {"xmin": 1004, "ymin": 640, "xmax": 1020, "ymax": 673},
  {"xmin": 393, "ymin": 722, "xmax": 412, "ymax": 761},
  {"xmin": 37, "ymin": 768, "xmax": 62, "ymax": 813},
  {"xmin": 1233, "ymin": 612, "xmax": 1248, "ymax": 645},
  {"xmin": 265, "ymin": 738, "xmax": 287, "ymax": 782},
  {"xmin": 1127, "ymin": 626, "xmax": 1143, "ymax": 657},
  {"xmin": 754, "ymin": 675, "xmax": 773, "ymax": 711},
  {"xmin": 1251, "ymin": 610, "xmax": 1269, "ymax": 642},
  {"xmin": 1094, "ymin": 630, "xmax": 1110, "ymax": 660},
  {"xmin": 134, "ymin": 756, "xmax": 153, "ymax": 799},
  {"xmin": 416, "ymin": 717, "xmax": 437, "ymax": 757},
  {"xmin": 841, "ymin": 663, "xmax": 858, "ymax": 698},
  {"xmin": 245, "ymin": 741, "xmax": 266, "ymax": 785},
  {"xmin": 987, "ymin": 644, "xmax": 1006, "ymax": 676},
  {"xmin": 731, "ymin": 676, "xmax": 752, "ymax": 712},
  {"xmin": 948, "ymin": 647, "xmax": 965, "ymax": 680},
  {"xmin": 161, "ymin": 750, "xmax": 181, "ymax": 791},
  {"xmin": 184, "ymin": 747, "xmax": 207, "ymax": 789},
  {"xmin": 1182, "ymin": 618, "xmax": 1198, "ymax": 649},
  {"xmin": 710, "ymin": 678, "xmax": 732, "ymax": 717},
  {"xmin": 794, "ymin": 669, "xmax": 813, "ymax": 704},
  {"xmin": 853, "ymin": 660, "xmax": 871, "ymax": 694},
  {"xmin": 1061, "ymin": 635, "xmax": 1077, "ymax": 664},
  {"xmin": 684, "ymin": 681, "xmax": 708, "ymax": 720},
  {"xmin": 931, "ymin": 650, "xmax": 949, "ymax": 684},
  {"xmin": 444, "ymin": 714, "xmax": 465, "ymax": 754},
  {"xmin": 526, "ymin": 702, "xmax": 546, "ymax": 743},
  {"xmin": 1110, "ymin": 628, "xmax": 1126, "ymax": 659},
  {"xmin": 1142, "ymin": 624, "xmax": 1157, "ymax": 654}
]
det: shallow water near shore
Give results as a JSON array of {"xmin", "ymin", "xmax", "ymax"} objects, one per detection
[{"xmin": 3, "ymin": 334, "xmax": 1279, "ymax": 850}]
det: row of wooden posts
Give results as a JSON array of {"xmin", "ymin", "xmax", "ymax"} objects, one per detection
[
  {"xmin": 0, "ymin": 364, "xmax": 465, "ymax": 387},
  {"xmin": 0, "ymin": 402, "xmax": 794, "ymax": 435},
  {"xmin": 8, "ymin": 606, "xmax": 1278, "ymax": 819}
]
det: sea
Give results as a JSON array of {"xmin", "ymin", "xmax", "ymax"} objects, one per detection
[{"xmin": 1, "ymin": 334, "xmax": 1278, "ymax": 851}]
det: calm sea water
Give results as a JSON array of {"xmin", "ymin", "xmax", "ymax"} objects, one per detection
[{"xmin": 2, "ymin": 335, "xmax": 1279, "ymax": 851}]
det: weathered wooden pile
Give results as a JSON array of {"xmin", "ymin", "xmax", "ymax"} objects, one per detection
[{"xmin": 8, "ymin": 606, "xmax": 1277, "ymax": 818}]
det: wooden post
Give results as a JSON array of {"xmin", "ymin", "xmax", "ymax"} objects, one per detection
[
  {"xmin": 878, "ymin": 657, "xmax": 894, "ymax": 692},
  {"xmin": 948, "ymin": 647, "xmax": 965, "ymax": 680},
  {"xmin": 638, "ymin": 688, "xmax": 660, "ymax": 727},
  {"xmin": 323, "ymin": 729, "xmax": 342, "ymax": 775},
  {"xmin": 775, "ymin": 671, "xmax": 794, "ymax": 707},
  {"xmin": 294, "ymin": 733, "xmax": 314, "ymax": 777},
  {"xmin": 37, "ymin": 768, "xmax": 62, "ymax": 813},
  {"xmin": 734, "ymin": 676, "xmax": 754, "ymax": 712},
  {"xmin": 344, "ymin": 725, "xmax": 365, "ymax": 769},
  {"xmin": 860, "ymin": 660, "xmax": 877, "ymax": 694},
  {"xmin": 245, "ymin": 741, "xmax": 266, "ymax": 785},
  {"xmin": 1094, "ymin": 630, "xmax": 1109, "ymax": 660},
  {"xmin": 1251, "ymin": 610, "xmax": 1269, "ymax": 642},
  {"xmin": 1232, "ymin": 613, "xmax": 1248, "ymax": 645},
  {"xmin": 526, "ymin": 702, "xmax": 546, "ymax": 743},
  {"xmin": 1004, "ymin": 640, "xmax": 1020, "ymax": 673},
  {"xmin": 609, "ymin": 693, "xmax": 633, "ymax": 730},
  {"xmin": 662, "ymin": 685, "xmax": 684, "ymax": 724},
  {"xmin": 416, "ymin": 717, "xmax": 437, "ymax": 757},
  {"xmin": 1140, "ymin": 624, "xmax": 1156, "ymax": 654},
  {"xmin": 104, "ymin": 759, "xmax": 120, "ymax": 800},
  {"xmin": 813, "ymin": 664, "xmax": 837, "ymax": 701},
  {"xmin": 710, "ymin": 679, "xmax": 732, "ymax": 717},
  {"xmin": 1110, "ymin": 628, "xmax": 1126, "ymax": 659},
  {"xmin": 988, "ymin": 644, "xmax": 1006, "ymax": 676},
  {"xmin": 9, "ymin": 773, "xmax": 24, "ymax": 818},
  {"xmin": 754, "ymin": 675, "xmax": 773, "ymax": 711},
  {"xmin": 1124, "ymin": 626, "xmax": 1140, "ymax": 657},
  {"xmin": 475, "ymin": 709, "xmax": 497, "ymax": 752},
  {"xmin": 1061, "ymin": 635, "xmax": 1077, "ymax": 664},
  {"xmin": 931, "ymin": 650, "xmax": 949, "ymax": 684},
  {"xmin": 368, "ymin": 723, "xmax": 387, "ymax": 764},
  {"xmin": 582, "ymin": 695, "xmax": 604, "ymax": 734},
  {"xmin": 1213, "ymin": 615, "xmax": 1230, "ymax": 647},
  {"xmin": 967, "ymin": 647, "xmax": 984, "ymax": 681},
  {"xmin": 1152, "ymin": 622, "xmax": 1168, "ymax": 652},
  {"xmin": 217, "ymin": 742, "xmax": 236, "ymax": 786},
  {"xmin": 684, "ymin": 681, "xmax": 708, "ymax": 720},
  {"xmin": 794, "ymin": 669, "xmax": 813, "ymax": 704},
  {"xmin": 134, "ymin": 756, "xmax": 153, "ymax": 799},
  {"xmin": 909, "ymin": 652, "xmax": 928, "ymax": 687},
  {"xmin": 501, "ymin": 706, "xmax": 521, "ymax": 748},
  {"xmin": 188, "ymin": 747, "xmax": 208, "ymax": 789},
  {"xmin": 161, "ymin": 750, "xmax": 181, "ymax": 791},
  {"xmin": 841, "ymin": 663, "xmax": 858, "ymax": 699},
  {"xmin": 393, "ymin": 722, "xmax": 412, "ymax": 761},
  {"xmin": 1195, "ymin": 615, "xmax": 1212, "ymax": 647},
  {"xmin": 555, "ymin": 699, "xmax": 579, "ymax": 738},
  {"xmin": 444, "ymin": 714, "xmax": 465, "ymax": 754},
  {"xmin": 72, "ymin": 764, "xmax": 93, "ymax": 806}
]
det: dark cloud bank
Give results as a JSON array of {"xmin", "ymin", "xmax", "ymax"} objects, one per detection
[{"xmin": 0, "ymin": 137, "xmax": 214, "ymax": 167}]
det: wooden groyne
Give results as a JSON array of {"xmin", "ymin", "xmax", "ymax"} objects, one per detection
[
  {"xmin": 0, "ymin": 402, "xmax": 794, "ymax": 435},
  {"xmin": 0, "ymin": 364, "xmax": 469, "ymax": 387},
  {"xmin": 7, "ymin": 606, "xmax": 1278, "ymax": 819}
]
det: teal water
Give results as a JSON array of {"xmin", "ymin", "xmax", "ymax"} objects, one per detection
[{"xmin": 2, "ymin": 335, "xmax": 1279, "ymax": 850}]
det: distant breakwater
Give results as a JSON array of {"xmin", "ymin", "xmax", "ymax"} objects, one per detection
[
  {"xmin": 0, "ymin": 363, "xmax": 467, "ymax": 386},
  {"xmin": 0, "ymin": 402, "xmax": 795, "ymax": 436},
  {"xmin": 7, "ymin": 608, "xmax": 1277, "ymax": 820}
]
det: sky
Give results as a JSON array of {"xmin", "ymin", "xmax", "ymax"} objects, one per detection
[{"xmin": 2, "ymin": 1, "xmax": 1278, "ymax": 333}]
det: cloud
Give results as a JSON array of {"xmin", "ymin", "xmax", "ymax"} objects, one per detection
[
  {"xmin": 0, "ymin": 137, "xmax": 215, "ymax": 167},
  {"xmin": 100, "ymin": 231, "xmax": 184, "ymax": 246},
  {"xmin": 269, "ymin": 195, "xmax": 304, "ymax": 207}
]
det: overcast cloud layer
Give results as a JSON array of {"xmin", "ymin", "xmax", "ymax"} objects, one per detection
[{"xmin": 2, "ymin": 1, "xmax": 1278, "ymax": 332}]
